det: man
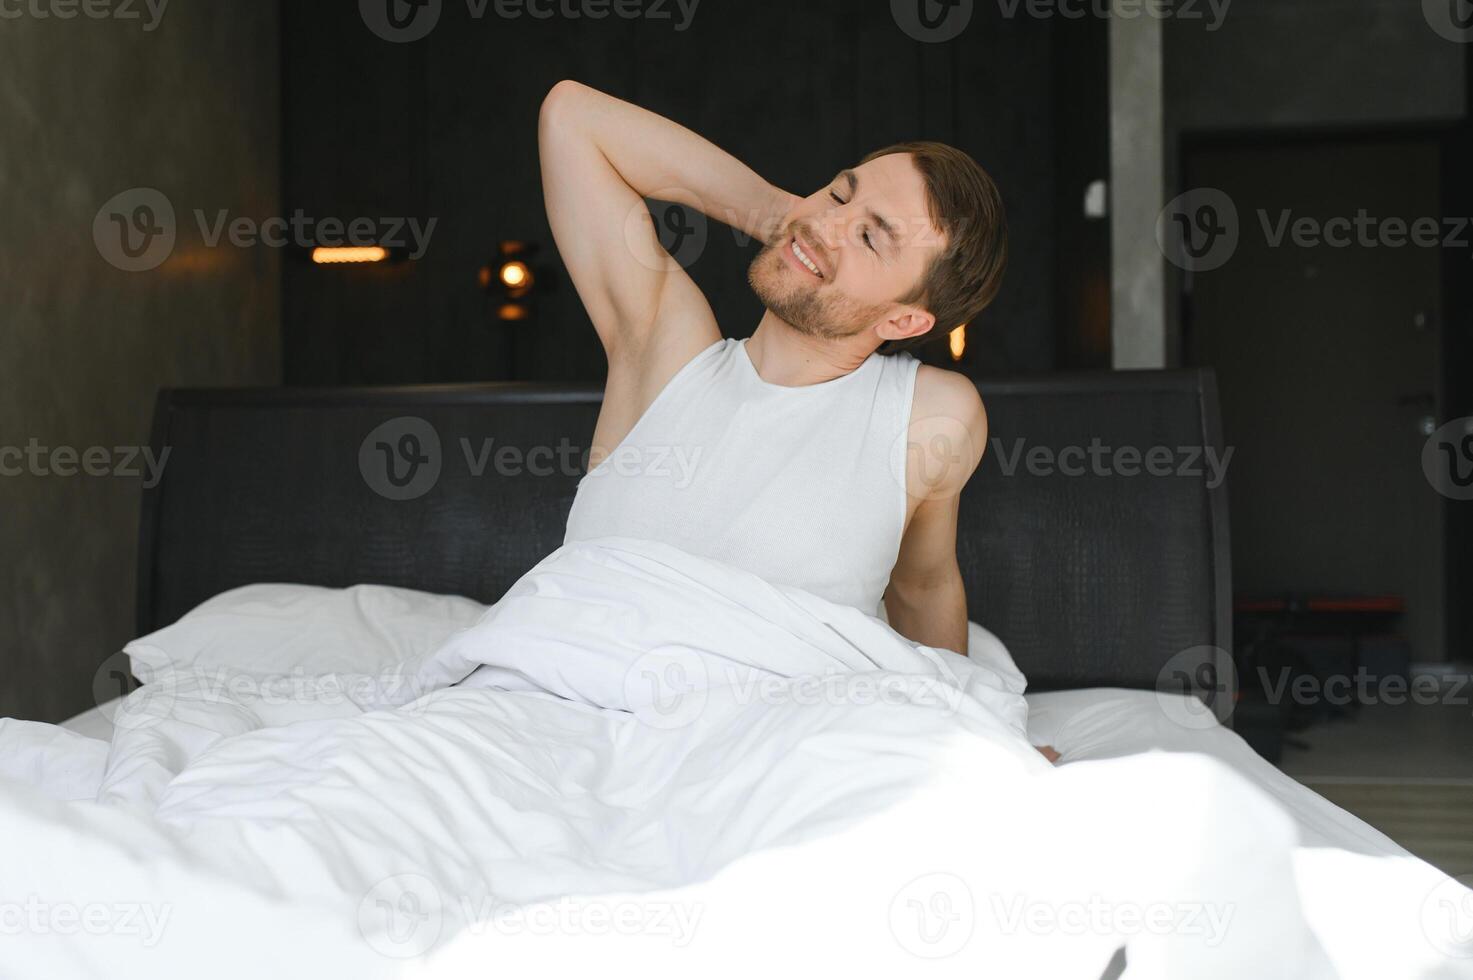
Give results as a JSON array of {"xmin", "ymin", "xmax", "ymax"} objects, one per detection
[{"xmin": 539, "ymin": 80, "xmax": 1020, "ymax": 690}]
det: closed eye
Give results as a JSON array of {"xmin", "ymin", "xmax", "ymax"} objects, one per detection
[{"xmin": 830, "ymin": 188, "xmax": 878, "ymax": 254}]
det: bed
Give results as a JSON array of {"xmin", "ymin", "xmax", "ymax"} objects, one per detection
[{"xmin": 6, "ymin": 371, "xmax": 1470, "ymax": 978}]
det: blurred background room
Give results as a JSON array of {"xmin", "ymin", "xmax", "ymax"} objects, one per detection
[{"xmin": 1, "ymin": 0, "xmax": 1469, "ymax": 873}]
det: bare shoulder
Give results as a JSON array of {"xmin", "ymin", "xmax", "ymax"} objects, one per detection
[
  {"xmin": 912, "ymin": 363, "xmax": 988, "ymax": 446},
  {"xmin": 905, "ymin": 363, "xmax": 989, "ymax": 501}
]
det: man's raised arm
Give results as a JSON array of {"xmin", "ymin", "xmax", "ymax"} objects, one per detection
[{"xmin": 538, "ymin": 80, "xmax": 797, "ymax": 355}]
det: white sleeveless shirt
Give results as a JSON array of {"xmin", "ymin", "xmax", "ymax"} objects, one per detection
[{"xmin": 563, "ymin": 337, "xmax": 921, "ymax": 614}]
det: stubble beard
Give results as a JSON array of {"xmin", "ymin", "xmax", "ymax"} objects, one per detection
[{"xmin": 746, "ymin": 238, "xmax": 887, "ymax": 342}]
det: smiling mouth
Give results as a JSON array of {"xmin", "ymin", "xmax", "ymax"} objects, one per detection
[{"xmin": 788, "ymin": 236, "xmax": 825, "ymax": 279}]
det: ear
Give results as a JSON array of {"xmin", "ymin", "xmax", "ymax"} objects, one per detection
[{"xmin": 874, "ymin": 307, "xmax": 936, "ymax": 344}]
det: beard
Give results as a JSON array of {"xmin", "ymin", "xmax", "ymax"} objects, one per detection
[{"xmin": 746, "ymin": 235, "xmax": 889, "ymax": 341}]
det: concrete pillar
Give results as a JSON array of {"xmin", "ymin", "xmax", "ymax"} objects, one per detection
[{"xmin": 1109, "ymin": 4, "xmax": 1167, "ymax": 369}]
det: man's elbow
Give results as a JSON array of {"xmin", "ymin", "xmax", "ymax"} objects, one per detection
[
  {"xmin": 887, "ymin": 561, "xmax": 964, "ymax": 601},
  {"xmin": 539, "ymin": 80, "xmax": 591, "ymax": 140},
  {"xmin": 883, "ymin": 562, "xmax": 966, "ymax": 607}
]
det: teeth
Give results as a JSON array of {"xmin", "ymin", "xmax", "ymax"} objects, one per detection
[{"xmin": 790, "ymin": 239, "xmax": 822, "ymax": 277}]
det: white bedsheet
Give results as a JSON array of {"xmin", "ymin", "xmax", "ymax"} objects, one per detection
[
  {"xmin": 58, "ymin": 687, "xmax": 1417, "ymax": 859},
  {"xmin": 2, "ymin": 536, "xmax": 1467, "ymax": 978}
]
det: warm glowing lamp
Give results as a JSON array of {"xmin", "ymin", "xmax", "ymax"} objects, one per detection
[
  {"xmin": 480, "ymin": 241, "xmax": 542, "ymax": 322},
  {"xmin": 499, "ymin": 260, "xmax": 532, "ymax": 289},
  {"xmin": 311, "ymin": 245, "xmax": 390, "ymax": 264},
  {"xmin": 949, "ymin": 323, "xmax": 967, "ymax": 362}
]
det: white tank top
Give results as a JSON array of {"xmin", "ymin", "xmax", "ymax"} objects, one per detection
[{"xmin": 563, "ymin": 337, "xmax": 921, "ymax": 614}]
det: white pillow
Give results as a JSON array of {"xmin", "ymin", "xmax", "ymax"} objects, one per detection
[
  {"xmin": 124, "ymin": 583, "xmax": 1026, "ymax": 711},
  {"xmin": 125, "ymin": 584, "xmax": 487, "ymax": 708}
]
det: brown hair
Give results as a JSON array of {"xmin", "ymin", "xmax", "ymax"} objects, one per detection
[{"xmin": 860, "ymin": 141, "xmax": 1009, "ymax": 355}]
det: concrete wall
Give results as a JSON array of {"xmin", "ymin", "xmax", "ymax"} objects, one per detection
[
  {"xmin": 1165, "ymin": 2, "xmax": 1466, "ymax": 132},
  {"xmin": 1110, "ymin": 9, "xmax": 1166, "ymax": 369},
  {"xmin": 0, "ymin": 4, "xmax": 281, "ymax": 722}
]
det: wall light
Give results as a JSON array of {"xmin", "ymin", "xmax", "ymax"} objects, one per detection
[
  {"xmin": 949, "ymin": 323, "xmax": 967, "ymax": 362},
  {"xmin": 479, "ymin": 241, "xmax": 543, "ymax": 321},
  {"xmin": 499, "ymin": 260, "xmax": 531, "ymax": 289},
  {"xmin": 311, "ymin": 245, "xmax": 391, "ymax": 264}
]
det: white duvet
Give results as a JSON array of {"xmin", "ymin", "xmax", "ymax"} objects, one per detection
[{"xmin": 1, "ymin": 537, "xmax": 1468, "ymax": 979}]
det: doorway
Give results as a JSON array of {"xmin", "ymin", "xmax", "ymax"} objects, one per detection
[{"xmin": 1182, "ymin": 135, "xmax": 1447, "ymax": 663}]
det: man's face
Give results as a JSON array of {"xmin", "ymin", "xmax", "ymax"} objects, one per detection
[{"xmin": 747, "ymin": 152, "xmax": 944, "ymax": 341}]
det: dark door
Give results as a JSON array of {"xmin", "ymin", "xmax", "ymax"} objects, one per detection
[{"xmin": 1184, "ymin": 138, "xmax": 1445, "ymax": 662}]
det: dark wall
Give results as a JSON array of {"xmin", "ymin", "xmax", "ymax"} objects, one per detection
[
  {"xmin": 1162, "ymin": 0, "xmax": 1469, "ymax": 355},
  {"xmin": 1051, "ymin": 11, "xmax": 1110, "ymax": 370},
  {"xmin": 0, "ymin": 4, "xmax": 281, "ymax": 723},
  {"xmin": 1164, "ymin": 3, "xmax": 1465, "ymax": 133},
  {"xmin": 280, "ymin": 1, "xmax": 1064, "ymax": 385},
  {"xmin": 1444, "ymin": 50, "xmax": 1473, "ymax": 672},
  {"xmin": 1162, "ymin": 2, "xmax": 1472, "ymax": 661}
]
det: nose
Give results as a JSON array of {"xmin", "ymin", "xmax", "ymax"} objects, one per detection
[{"xmin": 812, "ymin": 207, "xmax": 846, "ymax": 251}]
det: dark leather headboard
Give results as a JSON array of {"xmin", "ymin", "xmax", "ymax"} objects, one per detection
[{"xmin": 137, "ymin": 370, "xmax": 1231, "ymax": 714}]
